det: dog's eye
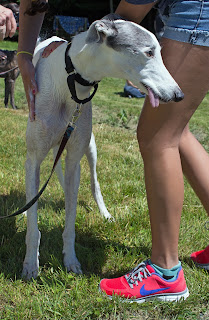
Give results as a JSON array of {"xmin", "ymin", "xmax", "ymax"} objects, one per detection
[{"xmin": 145, "ymin": 50, "xmax": 154, "ymax": 58}]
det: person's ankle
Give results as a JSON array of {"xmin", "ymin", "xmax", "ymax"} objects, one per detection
[
  {"xmin": 150, "ymin": 255, "xmax": 179, "ymax": 270},
  {"xmin": 149, "ymin": 259, "xmax": 181, "ymax": 279}
]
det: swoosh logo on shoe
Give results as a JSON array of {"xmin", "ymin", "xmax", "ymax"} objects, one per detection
[{"xmin": 140, "ymin": 284, "xmax": 170, "ymax": 296}]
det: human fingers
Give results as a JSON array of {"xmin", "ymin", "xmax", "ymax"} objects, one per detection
[
  {"xmin": 5, "ymin": 8, "xmax": 16, "ymax": 38},
  {"xmin": 0, "ymin": 7, "xmax": 16, "ymax": 39},
  {"xmin": 0, "ymin": 10, "xmax": 6, "ymax": 26},
  {"xmin": 27, "ymin": 84, "xmax": 37, "ymax": 122},
  {"xmin": 0, "ymin": 24, "xmax": 6, "ymax": 40},
  {"xmin": 0, "ymin": 8, "xmax": 6, "ymax": 40},
  {"xmin": 8, "ymin": 12, "xmax": 16, "ymax": 38},
  {"xmin": 25, "ymin": 77, "xmax": 38, "ymax": 121},
  {"xmin": 5, "ymin": 15, "xmax": 11, "ymax": 38},
  {"xmin": 0, "ymin": 5, "xmax": 6, "ymax": 23},
  {"xmin": 42, "ymin": 41, "xmax": 65, "ymax": 58}
]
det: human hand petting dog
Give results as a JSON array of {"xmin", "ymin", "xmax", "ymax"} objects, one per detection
[
  {"xmin": 0, "ymin": 5, "xmax": 16, "ymax": 40},
  {"xmin": 42, "ymin": 40, "xmax": 65, "ymax": 58},
  {"xmin": 18, "ymin": 41, "xmax": 64, "ymax": 122}
]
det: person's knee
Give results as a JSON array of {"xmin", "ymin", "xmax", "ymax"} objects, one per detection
[
  {"xmin": 137, "ymin": 122, "xmax": 180, "ymax": 160},
  {"xmin": 180, "ymin": 125, "xmax": 191, "ymax": 143},
  {"xmin": 137, "ymin": 124, "xmax": 159, "ymax": 159},
  {"xmin": 179, "ymin": 126, "xmax": 195, "ymax": 153}
]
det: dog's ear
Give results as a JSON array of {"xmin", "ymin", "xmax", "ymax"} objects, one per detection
[
  {"xmin": 102, "ymin": 13, "xmax": 124, "ymax": 21},
  {"xmin": 86, "ymin": 19, "xmax": 118, "ymax": 43}
]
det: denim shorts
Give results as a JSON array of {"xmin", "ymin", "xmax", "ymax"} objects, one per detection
[
  {"xmin": 125, "ymin": 0, "xmax": 209, "ymax": 46},
  {"xmin": 161, "ymin": 0, "xmax": 209, "ymax": 46}
]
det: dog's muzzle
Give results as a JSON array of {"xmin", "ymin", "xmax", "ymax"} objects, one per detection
[
  {"xmin": 173, "ymin": 89, "xmax": 184, "ymax": 102},
  {"xmin": 142, "ymin": 83, "xmax": 184, "ymax": 108}
]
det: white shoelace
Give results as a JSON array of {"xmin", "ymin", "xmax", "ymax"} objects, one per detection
[{"xmin": 125, "ymin": 261, "xmax": 151, "ymax": 289}]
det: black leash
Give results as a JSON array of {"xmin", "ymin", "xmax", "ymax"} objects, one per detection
[
  {"xmin": 0, "ymin": 66, "xmax": 19, "ymax": 76},
  {"xmin": 0, "ymin": 123, "xmax": 74, "ymax": 219},
  {"xmin": 0, "ymin": 43, "xmax": 99, "ymax": 219}
]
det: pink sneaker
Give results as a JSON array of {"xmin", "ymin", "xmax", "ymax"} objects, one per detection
[
  {"xmin": 99, "ymin": 260, "xmax": 189, "ymax": 303},
  {"xmin": 190, "ymin": 245, "xmax": 209, "ymax": 270}
]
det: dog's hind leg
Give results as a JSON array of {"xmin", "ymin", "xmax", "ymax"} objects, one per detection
[
  {"xmin": 85, "ymin": 133, "xmax": 112, "ymax": 219},
  {"xmin": 62, "ymin": 152, "xmax": 82, "ymax": 274},
  {"xmin": 22, "ymin": 153, "xmax": 42, "ymax": 280}
]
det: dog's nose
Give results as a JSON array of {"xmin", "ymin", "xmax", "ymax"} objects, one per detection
[{"xmin": 174, "ymin": 89, "xmax": 184, "ymax": 102}]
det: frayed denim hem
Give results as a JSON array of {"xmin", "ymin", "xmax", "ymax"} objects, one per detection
[{"xmin": 163, "ymin": 26, "xmax": 209, "ymax": 47}]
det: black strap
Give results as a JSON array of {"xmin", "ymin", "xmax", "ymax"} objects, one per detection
[
  {"xmin": 0, "ymin": 66, "xmax": 19, "ymax": 76},
  {"xmin": 0, "ymin": 124, "xmax": 74, "ymax": 219},
  {"xmin": 67, "ymin": 75, "xmax": 98, "ymax": 104},
  {"xmin": 65, "ymin": 42, "xmax": 99, "ymax": 104}
]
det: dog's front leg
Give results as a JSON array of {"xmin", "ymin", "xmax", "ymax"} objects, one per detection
[
  {"xmin": 22, "ymin": 155, "xmax": 41, "ymax": 280},
  {"xmin": 62, "ymin": 157, "xmax": 82, "ymax": 274},
  {"xmin": 9, "ymin": 79, "xmax": 16, "ymax": 109}
]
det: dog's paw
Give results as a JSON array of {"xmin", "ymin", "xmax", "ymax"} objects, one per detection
[
  {"xmin": 64, "ymin": 255, "xmax": 83, "ymax": 274},
  {"xmin": 102, "ymin": 210, "xmax": 112, "ymax": 220},
  {"xmin": 100, "ymin": 209, "xmax": 114, "ymax": 221},
  {"xmin": 106, "ymin": 214, "xmax": 115, "ymax": 222},
  {"xmin": 67, "ymin": 263, "xmax": 83, "ymax": 275},
  {"xmin": 22, "ymin": 261, "xmax": 39, "ymax": 280}
]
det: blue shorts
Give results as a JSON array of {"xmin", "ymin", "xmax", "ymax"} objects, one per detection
[{"xmin": 125, "ymin": 0, "xmax": 209, "ymax": 46}]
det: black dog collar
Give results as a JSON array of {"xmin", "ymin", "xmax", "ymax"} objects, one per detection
[{"xmin": 65, "ymin": 43, "xmax": 99, "ymax": 104}]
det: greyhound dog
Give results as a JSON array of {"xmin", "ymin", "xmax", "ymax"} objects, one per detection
[
  {"xmin": 0, "ymin": 50, "xmax": 20, "ymax": 109},
  {"xmin": 22, "ymin": 15, "xmax": 183, "ymax": 279}
]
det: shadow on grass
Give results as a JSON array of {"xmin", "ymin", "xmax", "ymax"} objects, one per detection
[
  {"xmin": 114, "ymin": 91, "xmax": 126, "ymax": 98},
  {"xmin": 0, "ymin": 191, "xmax": 25, "ymax": 278},
  {"xmin": 0, "ymin": 188, "xmax": 65, "ymax": 217},
  {"xmin": 182, "ymin": 255, "xmax": 209, "ymax": 275},
  {"xmin": 0, "ymin": 189, "xmax": 159, "ymax": 282}
]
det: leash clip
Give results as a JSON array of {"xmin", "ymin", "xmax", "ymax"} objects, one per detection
[
  {"xmin": 68, "ymin": 70, "xmax": 76, "ymax": 76},
  {"xmin": 72, "ymin": 103, "xmax": 82, "ymax": 124}
]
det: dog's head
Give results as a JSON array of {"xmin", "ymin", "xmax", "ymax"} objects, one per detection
[
  {"xmin": 84, "ymin": 15, "xmax": 183, "ymax": 107},
  {"xmin": 0, "ymin": 51, "xmax": 8, "ymax": 67}
]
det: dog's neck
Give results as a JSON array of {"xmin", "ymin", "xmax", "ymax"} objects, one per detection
[
  {"xmin": 65, "ymin": 42, "xmax": 99, "ymax": 105},
  {"xmin": 69, "ymin": 33, "xmax": 99, "ymax": 83},
  {"xmin": 68, "ymin": 32, "xmax": 119, "ymax": 84}
]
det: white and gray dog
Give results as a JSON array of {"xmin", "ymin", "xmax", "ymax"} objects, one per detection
[{"xmin": 23, "ymin": 15, "xmax": 183, "ymax": 279}]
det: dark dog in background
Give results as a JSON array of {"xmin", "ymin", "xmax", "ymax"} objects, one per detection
[
  {"xmin": 0, "ymin": 2, "xmax": 20, "ymax": 109},
  {"xmin": 0, "ymin": 50, "xmax": 20, "ymax": 109}
]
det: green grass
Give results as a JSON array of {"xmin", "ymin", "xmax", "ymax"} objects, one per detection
[{"xmin": 0, "ymin": 41, "xmax": 209, "ymax": 319}]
